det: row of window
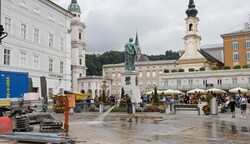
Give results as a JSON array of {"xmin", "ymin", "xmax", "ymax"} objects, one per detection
[
  {"xmin": 163, "ymin": 77, "xmax": 250, "ymax": 86},
  {"xmin": 11, "ymin": 0, "xmax": 65, "ymax": 25},
  {"xmin": 4, "ymin": 16, "xmax": 65, "ymax": 50},
  {"xmin": 112, "ymin": 81, "xmax": 157, "ymax": 88},
  {"xmin": 233, "ymin": 51, "xmax": 250, "ymax": 61},
  {"xmin": 232, "ymin": 41, "xmax": 250, "ymax": 50},
  {"xmin": 111, "ymin": 71, "xmax": 161, "ymax": 79},
  {"xmin": 3, "ymin": 49, "xmax": 64, "ymax": 73},
  {"xmin": 108, "ymin": 65, "xmax": 176, "ymax": 71}
]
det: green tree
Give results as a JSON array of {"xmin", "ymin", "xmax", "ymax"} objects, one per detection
[
  {"xmin": 86, "ymin": 50, "xmax": 180, "ymax": 76},
  {"xmin": 121, "ymin": 87, "xmax": 125, "ymax": 99},
  {"xmin": 102, "ymin": 89, "xmax": 106, "ymax": 103},
  {"xmin": 152, "ymin": 87, "xmax": 159, "ymax": 104}
]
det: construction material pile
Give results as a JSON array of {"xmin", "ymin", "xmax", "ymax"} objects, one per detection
[
  {"xmin": 40, "ymin": 119, "xmax": 64, "ymax": 133},
  {"xmin": 14, "ymin": 115, "xmax": 33, "ymax": 132}
]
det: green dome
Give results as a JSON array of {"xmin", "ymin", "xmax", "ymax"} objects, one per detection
[{"xmin": 68, "ymin": 0, "xmax": 81, "ymax": 13}]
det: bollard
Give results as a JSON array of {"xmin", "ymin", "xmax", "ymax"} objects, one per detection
[
  {"xmin": 165, "ymin": 103, "xmax": 171, "ymax": 114},
  {"xmin": 132, "ymin": 103, "xmax": 136, "ymax": 115},
  {"xmin": 69, "ymin": 108, "xmax": 74, "ymax": 114},
  {"xmin": 99, "ymin": 102, "xmax": 104, "ymax": 113},
  {"xmin": 210, "ymin": 97, "xmax": 218, "ymax": 115}
]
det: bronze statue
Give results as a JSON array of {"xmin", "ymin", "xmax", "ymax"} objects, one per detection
[{"xmin": 125, "ymin": 38, "xmax": 136, "ymax": 71}]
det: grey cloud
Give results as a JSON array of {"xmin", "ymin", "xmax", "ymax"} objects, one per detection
[{"xmin": 53, "ymin": 0, "xmax": 250, "ymax": 55}]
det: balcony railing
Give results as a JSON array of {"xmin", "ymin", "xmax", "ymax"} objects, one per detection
[{"xmin": 158, "ymin": 84, "xmax": 250, "ymax": 91}]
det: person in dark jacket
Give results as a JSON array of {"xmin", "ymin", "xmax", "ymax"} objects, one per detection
[
  {"xmin": 125, "ymin": 93, "xmax": 138, "ymax": 122},
  {"xmin": 229, "ymin": 98, "xmax": 237, "ymax": 118}
]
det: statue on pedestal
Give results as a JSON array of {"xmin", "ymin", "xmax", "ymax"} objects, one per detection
[{"xmin": 125, "ymin": 38, "xmax": 136, "ymax": 71}]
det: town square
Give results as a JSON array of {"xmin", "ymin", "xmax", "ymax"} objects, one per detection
[{"xmin": 0, "ymin": 0, "xmax": 250, "ymax": 143}]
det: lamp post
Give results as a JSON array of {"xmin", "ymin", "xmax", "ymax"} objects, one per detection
[{"xmin": 0, "ymin": 0, "xmax": 8, "ymax": 44}]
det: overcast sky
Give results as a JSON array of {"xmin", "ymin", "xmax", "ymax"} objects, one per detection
[{"xmin": 53, "ymin": 0, "xmax": 250, "ymax": 55}]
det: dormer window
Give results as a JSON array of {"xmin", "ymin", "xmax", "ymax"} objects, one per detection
[{"xmin": 189, "ymin": 23, "xmax": 193, "ymax": 31}]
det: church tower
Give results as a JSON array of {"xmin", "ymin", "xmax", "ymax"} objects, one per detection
[
  {"xmin": 135, "ymin": 32, "xmax": 142, "ymax": 61},
  {"xmin": 68, "ymin": 0, "xmax": 87, "ymax": 92},
  {"xmin": 182, "ymin": 0, "xmax": 202, "ymax": 60},
  {"xmin": 177, "ymin": 0, "xmax": 223, "ymax": 71}
]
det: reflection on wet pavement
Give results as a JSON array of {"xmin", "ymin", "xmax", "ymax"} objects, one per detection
[{"xmin": 67, "ymin": 114, "xmax": 250, "ymax": 144}]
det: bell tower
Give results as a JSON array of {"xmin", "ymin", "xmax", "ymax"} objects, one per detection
[
  {"xmin": 68, "ymin": 0, "xmax": 87, "ymax": 92},
  {"xmin": 183, "ymin": 0, "xmax": 202, "ymax": 58}
]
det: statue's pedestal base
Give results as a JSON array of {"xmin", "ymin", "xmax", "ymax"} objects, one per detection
[{"xmin": 121, "ymin": 71, "xmax": 141, "ymax": 103}]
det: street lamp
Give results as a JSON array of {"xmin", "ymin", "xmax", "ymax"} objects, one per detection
[{"xmin": 0, "ymin": 0, "xmax": 8, "ymax": 44}]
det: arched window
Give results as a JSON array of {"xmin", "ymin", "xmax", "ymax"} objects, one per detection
[
  {"xmin": 79, "ymin": 33, "xmax": 81, "ymax": 39},
  {"xmin": 189, "ymin": 23, "xmax": 193, "ymax": 31}
]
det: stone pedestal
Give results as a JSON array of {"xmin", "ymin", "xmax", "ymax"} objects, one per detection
[
  {"xmin": 121, "ymin": 71, "xmax": 141, "ymax": 103},
  {"xmin": 99, "ymin": 102, "xmax": 104, "ymax": 113}
]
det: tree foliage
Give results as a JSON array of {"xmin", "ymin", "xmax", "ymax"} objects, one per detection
[
  {"xmin": 146, "ymin": 50, "xmax": 179, "ymax": 61},
  {"xmin": 121, "ymin": 87, "xmax": 125, "ymax": 99},
  {"xmin": 102, "ymin": 89, "xmax": 106, "ymax": 103},
  {"xmin": 86, "ymin": 50, "xmax": 180, "ymax": 76},
  {"xmin": 153, "ymin": 87, "xmax": 160, "ymax": 104}
]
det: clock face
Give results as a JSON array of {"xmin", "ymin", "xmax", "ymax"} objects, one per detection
[{"xmin": 187, "ymin": 42, "xmax": 195, "ymax": 56}]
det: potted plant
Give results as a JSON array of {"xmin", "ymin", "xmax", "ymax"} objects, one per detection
[
  {"xmin": 178, "ymin": 69, "xmax": 184, "ymax": 72},
  {"xmin": 233, "ymin": 65, "xmax": 241, "ymax": 69},
  {"xmin": 223, "ymin": 66, "xmax": 231, "ymax": 70},
  {"xmin": 199, "ymin": 67, "xmax": 205, "ymax": 71},
  {"xmin": 164, "ymin": 69, "xmax": 169, "ymax": 73},
  {"xmin": 52, "ymin": 106, "xmax": 65, "ymax": 113},
  {"xmin": 202, "ymin": 105, "xmax": 210, "ymax": 115},
  {"xmin": 171, "ymin": 69, "xmax": 177, "ymax": 73},
  {"xmin": 188, "ymin": 68, "xmax": 195, "ymax": 72},
  {"xmin": 242, "ymin": 65, "xmax": 248, "ymax": 69}
]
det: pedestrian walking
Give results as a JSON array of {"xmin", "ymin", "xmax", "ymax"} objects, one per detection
[
  {"xmin": 240, "ymin": 94, "xmax": 247, "ymax": 119},
  {"xmin": 236, "ymin": 92, "xmax": 241, "ymax": 108},
  {"xmin": 125, "ymin": 93, "xmax": 138, "ymax": 122},
  {"xmin": 229, "ymin": 98, "xmax": 237, "ymax": 118},
  {"xmin": 247, "ymin": 94, "xmax": 250, "ymax": 111}
]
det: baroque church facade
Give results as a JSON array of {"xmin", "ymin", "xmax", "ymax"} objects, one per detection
[{"xmin": 102, "ymin": 0, "xmax": 250, "ymax": 97}]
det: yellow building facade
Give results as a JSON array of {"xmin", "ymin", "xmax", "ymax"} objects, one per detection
[{"xmin": 221, "ymin": 23, "xmax": 250, "ymax": 68}]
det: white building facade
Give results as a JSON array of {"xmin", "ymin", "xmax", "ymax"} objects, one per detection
[
  {"xmin": 159, "ymin": 69, "xmax": 250, "ymax": 91},
  {"xmin": 78, "ymin": 76, "xmax": 112, "ymax": 98},
  {"xmin": 0, "ymin": 0, "xmax": 73, "ymax": 98}
]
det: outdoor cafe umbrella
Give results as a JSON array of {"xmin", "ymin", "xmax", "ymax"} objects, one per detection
[
  {"xmin": 174, "ymin": 90, "xmax": 185, "ymax": 94},
  {"xmin": 206, "ymin": 88, "xmax": 226, "ymax": 94},
  {"xmin": 229, "ymin": 87, "xmax": 248, "ymax": 94},
  {"xmin": 163, "ymin": 89, "xmax": 176, "ymax": 95},
  {"xmin": 187, "ymin": 88, "xmax": 207, "ymax": 94},
  {"xmin": 146, "ymin": 90, "xmax": 163, "ymax": 95}
]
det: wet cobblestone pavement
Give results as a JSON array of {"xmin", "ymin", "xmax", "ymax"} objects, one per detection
[
  {"xmin": 1, "ymin": 108, "xmax": 250, "ymax": 144},
  {"xmin": 66, "ymin": 109, "xmax": 250, "ymax": 144}
]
